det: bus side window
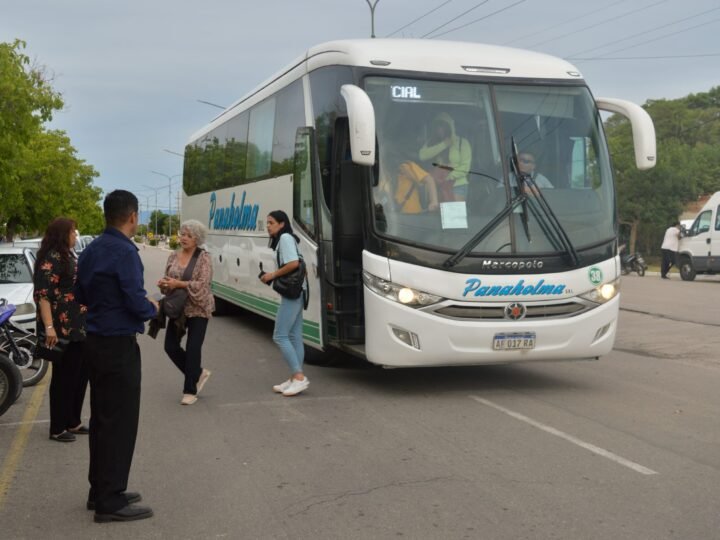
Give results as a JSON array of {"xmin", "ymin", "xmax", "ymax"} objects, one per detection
[{"xmin": 293, "ymin": 128, "xmax": 316, "ymax": 238}]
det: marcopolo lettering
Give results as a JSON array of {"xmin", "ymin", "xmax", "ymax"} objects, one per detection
[
  {"xmin": 208, "ymin": 191, "xmax": 259, "ymax": 231},
  {"xmin": 462, "ymin": 278, "xmax": 566, "ymax": 298},
  {"xmin": 481, "ymin": 259, "xmax": 543, "ymax": 271}
]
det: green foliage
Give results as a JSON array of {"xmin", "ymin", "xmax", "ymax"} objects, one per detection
[
  {"xmin": 149, "ymin": 238, "xmax": 158, "ymax": 247},
  {"xmin": 0, "ymin": 40, "xmax": 104, "ymax": 239},
  {"xmin": 606, "ymin": 86, "xmax": 720, "ymax": 254}
]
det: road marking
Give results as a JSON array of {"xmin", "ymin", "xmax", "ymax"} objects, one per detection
[
  {"xmin": 469, "ymin": 395, "xmax": 658, "ymax": 476},
  {"xmin": 0, "ymin": 419, "xmax": 49, "ymax": 428},
  {"xmin": 218, "ymin": 395, "xmax": 355, "ymax": 408},
  {"xmin": 0, "ymin": 375, "xmax": 49, "ymax": 509}
]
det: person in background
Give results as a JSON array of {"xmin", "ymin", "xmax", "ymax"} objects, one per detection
[
  {"xmin": 76, "ymin": 190, "xmax": 158, "ymax": 523},
  {"xmin": 158, "ymin": 219, "xmax": 213, "ymax": 406},
  {"xmin": 517, "ymin": 151, "xmax": 553, "ymax": 189},
  {"xmin": 33, "ymin": 218, "xmax": 88, "ymax": 443},
  {"xmin": 419, "ymin": 112, "xmax": 472, "ymax": 202},
  {"xmin": 660, "ymin": 221, "xmax": 681, "ymax": 279},
  {"xmin": 260, "ymin": 210, "xmax": 309, "ymax": 397}
]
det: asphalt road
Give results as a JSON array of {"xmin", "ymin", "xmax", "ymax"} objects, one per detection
[{"xmin": 1, "ymin": 249, "xmax": 719, "ymax": 540}]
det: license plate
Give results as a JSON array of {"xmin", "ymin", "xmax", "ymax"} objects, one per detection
[{"xmin": 493, "ymin": 332, "xmax": 536, "ymax": 351}]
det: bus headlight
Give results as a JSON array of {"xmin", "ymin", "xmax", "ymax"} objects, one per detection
[
  {"xmin": 362, "ymin": 271, "xmax": 443, "ymax": 307},
  {"xmin": 579, "ymin": 278, "xmax": 620, "ymax": 304}
]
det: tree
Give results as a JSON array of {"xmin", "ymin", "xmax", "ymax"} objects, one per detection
[
  {"xmin": 149, "ymin": 210, "xmax": 168, "ymax": 236},
  {"xmin": 0, "ymin": 40, "xmax": 63, "ymax": 229},
  {"xmin": 5, "ymin": 130, "xmax": 104, "ymax": 238},
  {"xmin": 606, "ymin": 86, "xmax": 720, "ymax": 255}
]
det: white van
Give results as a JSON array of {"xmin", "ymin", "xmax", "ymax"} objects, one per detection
[{"xmin": 678, "ymin": 191, "xmax": 720, "ymax": 280}]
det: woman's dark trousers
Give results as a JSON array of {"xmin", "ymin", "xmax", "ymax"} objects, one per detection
[
  {"xmin": 49, "ymin": 341, "xmax": 88, "ymax": 436},
  {"xmin": 164, "ymin": 317, "xmax": 208, "ymax": 395}
]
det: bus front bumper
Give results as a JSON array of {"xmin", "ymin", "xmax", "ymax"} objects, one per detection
[{"xmin": 364, "ymin": 290, "xmax": 619, "ymax": 367}]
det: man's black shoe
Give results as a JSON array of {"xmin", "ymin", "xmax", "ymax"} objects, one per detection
[
  {"xmin": 94, "ymin": 504, "xmax": 153, "ymax": 523},
  {"xmin": 87, "ymin": 492, "xmax": 142, "ymax": 511}
]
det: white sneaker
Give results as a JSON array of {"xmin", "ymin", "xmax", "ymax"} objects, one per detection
[
  {"xmin": 272, "ymin": 379, "xmax": 292, "ymax": 393},
  {"xmin": 181, "ymin": 394, "xmax": 198, "ymax": 405},
  {"xmin": 282, "ymin": 377, "xmax": 309, "ymax": 397},
  {"xmin": 197, "ymin": 369, "xmax": 212, "ymax": 395}
]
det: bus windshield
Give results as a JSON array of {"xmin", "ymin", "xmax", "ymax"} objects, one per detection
[{"xmin": 366, "ymin": 77, "xmax": 614, "ymax": 256}]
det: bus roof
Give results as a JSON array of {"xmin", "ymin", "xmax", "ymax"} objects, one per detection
[{"xmin": 190, "ymin": 39, "xmax": 584, "ymax": 143}]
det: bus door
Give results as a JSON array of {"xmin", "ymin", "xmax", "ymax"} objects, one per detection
[
  {"xmin": 293, "ymin": 127, "xmax": 326, "ymax": 350},
  {"xmin": 319, "ymin": 118, "xmax": 366, "ymax": 348}
]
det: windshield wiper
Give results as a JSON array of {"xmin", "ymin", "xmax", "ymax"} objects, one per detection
[
  {"xmin": 443, "ymin": 138, "xmax": 579, "ymax": 269},
  {"xmin": 442, "ymin": 139, "xmax": 533, "ymax": 269},
  {"xmin": 509, "ymin": 138, "xmax": 579, "ymax": 267}
]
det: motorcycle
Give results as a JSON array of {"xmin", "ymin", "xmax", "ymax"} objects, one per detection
[
  {"xmin": 0, "ymin": 304, "xmax": 24, "ymax": 416},
  {"xmin": 0, "ymin": 300, "xmax": 47, "ymax": 387},
  {"xmin": 619, "ymin": 245, "xmax": 647, "ymax": 276}
]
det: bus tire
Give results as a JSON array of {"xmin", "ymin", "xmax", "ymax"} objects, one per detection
[
  {"xmin": 679, "ymin": 257, "xmax": 696, "ymax": 281},
  {"xmin": 0, "ymin": 354, "xmax": 22, "ymax": 417},
  {"xmin": 213, "ymin": 295, "xmax": 230, "ymax": 316}
]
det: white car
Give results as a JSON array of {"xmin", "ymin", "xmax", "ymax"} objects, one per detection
[{"xmin": 0, "ymin": 247, "xmax": 36, "ymax": 332}]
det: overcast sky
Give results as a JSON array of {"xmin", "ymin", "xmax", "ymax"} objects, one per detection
[{"xmin": 2, "ymin": 0, "xmax": 718, "ymax": 212}]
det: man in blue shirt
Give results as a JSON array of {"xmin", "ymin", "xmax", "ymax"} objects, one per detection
[{"xmin": 76, "ymin": 190, "xmax": 158, "ymax": 523}]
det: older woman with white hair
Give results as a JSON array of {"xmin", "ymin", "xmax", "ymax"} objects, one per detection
[{"xmin": 158, "ymin": 219, "xmax": 214, "ymax": 405}]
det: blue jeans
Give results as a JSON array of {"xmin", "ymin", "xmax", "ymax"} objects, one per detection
[
  {"xmin": 273, "ymin": 296, "xmax": 305, "ymax": 375},
  {"xmin": 453, "ymin": 183, "xmax": 468, "ymax": 200}
]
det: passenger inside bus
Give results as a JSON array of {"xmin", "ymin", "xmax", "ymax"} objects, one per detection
[
  {"xmin": 418, "ymin": 112, "xmax": 472, "ymax": 202},
  {"xmin": 378, "ymin": 145, "xmax": 439, "ymax": 214}
]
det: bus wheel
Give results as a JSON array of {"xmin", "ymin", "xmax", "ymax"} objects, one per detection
[
  {"xmin": 213, "ymin": 296, "xmax": 230, "ymax": 316},
  {"xmin": 679, "ymin": 257, "xmax": 696, "ymax": 281}
]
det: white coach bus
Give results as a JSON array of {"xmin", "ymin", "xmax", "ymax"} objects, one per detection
[{"xmin": 182, "ymin": 39, "xmax": 655, "ymax": 367}]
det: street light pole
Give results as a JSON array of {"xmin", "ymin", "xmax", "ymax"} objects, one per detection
[
  {"xmin": 365, "ymin": 0, "xmax": 380, "ymax": 38},
  {"xmin": 150, "ymin": 171, "xmax": 181, "ymax": 237},
  {"xmin": 142, "ymin": 186, "xmax": 162, "ymax": 238}
]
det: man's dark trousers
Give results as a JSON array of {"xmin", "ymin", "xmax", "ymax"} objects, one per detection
[
  {"xmin": 85, "ymin": 334, "xmax": 141, "ymax": 514},
  {"xmin": 661, "ymin": 249, "xmax": 677, "ymax": 277}
]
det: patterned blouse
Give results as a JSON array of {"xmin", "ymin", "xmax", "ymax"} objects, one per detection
[
  {"xmin": 33, "ymin": 250, "xmax": 87, "ymax": 341},
  {"xmin": 164, "ymin": 250, "xmax": 214, "ymax": 319}
]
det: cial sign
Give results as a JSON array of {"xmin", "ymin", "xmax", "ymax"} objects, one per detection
[{"xmin": 391, "ymin": 86, "xmax": 422, "ymax": 100}]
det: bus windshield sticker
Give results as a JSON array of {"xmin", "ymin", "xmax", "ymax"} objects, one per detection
[{"xmin": 440, "ymin": 201, "xmax": 468, "ymax": 229}]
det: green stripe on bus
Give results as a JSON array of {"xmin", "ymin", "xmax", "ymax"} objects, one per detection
[{"xmin": 211, "ymin": 281, "xmax": 320, "ymax": 343}]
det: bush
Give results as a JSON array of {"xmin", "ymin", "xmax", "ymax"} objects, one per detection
[
  {"xmin": 133, "ymin": 235, "xmax": 143, "ymax": 243},
  {"xmin": 149, "ymin": 238, "xmax": 158, "ymax": 247},
  {"xmin": 168, "ymin": 235, "xmax": 179, "ymax": 250}
]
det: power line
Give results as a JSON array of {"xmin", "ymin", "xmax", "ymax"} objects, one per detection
[
  {"xmin": 420, "ymin": 0, "xmax": 490, "ymax": 39},
  {"xmin": 577, "ymin": 16, "xmax": 720, "ymax": 60},
  {"xmin": 427, "ymin": 0, "xmax": 528, "ymax": 39},
  {"xmin": 502, "ymin": 0, "xmax": 627, "ymax": 46},
  {"xmin": 566, "ymin": 6, "xmax": 720, "ymax": 58},
  {"xmin": 525, "ymin": 0, "xmax": 669, "ymax": 49},
  {"xmin": 570, "ymin": 53, "xmax": 720, "ymax": 61},
  {"xmin": 386, "ymin": 0, "xmax": 454, "ymax": 37}
]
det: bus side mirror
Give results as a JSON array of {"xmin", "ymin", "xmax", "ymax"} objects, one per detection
[
  {"xmin": 341, "ymin": 84, "xmax": 376, "ymax": 167},
  {"xmin": 596, "ymin": 97, "xmax": 656, "ymax": 170}
]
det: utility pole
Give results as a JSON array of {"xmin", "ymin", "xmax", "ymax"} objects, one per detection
[{"xmin": 365, "ymin": 0, "xmax": 380, "ymax": 38}]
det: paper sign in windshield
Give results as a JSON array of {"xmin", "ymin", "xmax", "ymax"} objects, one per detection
[{"xmin": 440, "ymin": 201, "xmax": 468, "ymax": 229}]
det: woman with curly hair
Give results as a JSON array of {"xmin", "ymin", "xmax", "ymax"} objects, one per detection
[{"xmin": 33, "ymin": 217, "xmax": 88, "ymax": 442}]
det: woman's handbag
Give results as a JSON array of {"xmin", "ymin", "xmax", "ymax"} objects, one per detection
[
  {"xmin": 163, "ymin": 249, "xmax": 201, "ymax": 319},
  {"xmin": 35, "ymin": 328, "xmax": 70, "ymax": 362},
  {"xmin": 272, "ymin": 255, "xmax": 307, "ymax": 300}
]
